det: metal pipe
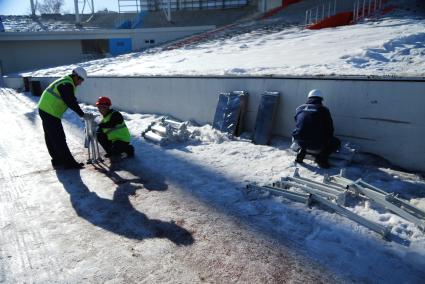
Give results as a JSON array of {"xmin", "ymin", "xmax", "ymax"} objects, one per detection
[
  {"xmin": 30, "ymin": 0, "xmax": 36, "ymax": 16},
  {"xmin": 74, "ymin": 0, "xmax": 81, "ymax": 24},
  {"xmin": 311, "ymin": 193, "xmax": 392, "ymax": 238},
  {"xmin": 328, "ymin": 2, "xmax": 331, "ymax": 18},
  {"xmin": 308, "ymin": 10, "xmax": 311, "ymax": 25},
  {"xmin": 168, "ymin": 0, "xmax": 171, "ymax": 22},
  {"xmin": 279, "ymin": 179, "xmax": 346, "ymax": 205},
  {"xmin": 285, "ymin": 176, "xmax": 345, "ymax": 194},
  {"xmin": 247, "ymin": 184, "xmax": 311, "ymax": 204},
  {"xmin": 368, "ymin": 0, "xmax": 372, "ymax": 15}
]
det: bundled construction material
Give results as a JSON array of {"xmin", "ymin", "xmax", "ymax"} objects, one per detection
[
  {"xmin": 212, "ymin": 91, "xmax": 247, "ymax": 136},
  {"xmin": 142, "ymin": 117, "xmax": 191, "ymax": 145},
  {"xmin": 247, "ymin": 168, "xmax": 425, "ymax": 239},
  {"xmin": 253, "ymin": 91, "xmax": 280, "ymax": 145}
]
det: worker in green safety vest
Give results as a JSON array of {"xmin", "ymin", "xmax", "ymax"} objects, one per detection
[
  {"xmin": 95, "ymin": 96, "xmax": 135, "ymax": 159},
  {"xmin": 38, "ymin": 67, "xmax": 91, "ymax": 170}
]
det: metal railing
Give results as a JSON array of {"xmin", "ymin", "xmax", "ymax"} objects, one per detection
[
  {"xmin": 305, "ymin": 0, "xmax": 338, "ymax": 26},
  {"xmin": 115, "ymin": 0, "xmax": 249, "ymax": 27},
  {"xmin": 353, "ymin": 0, "xmax": 383, "ymax": 22},
  {"xmin": 118, "ymin": 0, "xmax": 142, "ymax": 13},
  {"xmin": 305, "ymin": 0, "xmax": 384, "ymax": 27}
]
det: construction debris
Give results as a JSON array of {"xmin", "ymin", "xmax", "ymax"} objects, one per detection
[
  {"xmin": 247, "ymin": 168, "xmax": 425, "ymax": 239},
  {"xmin": 142, "ymin": 117, "xmax": 192, "ymax": 145}
]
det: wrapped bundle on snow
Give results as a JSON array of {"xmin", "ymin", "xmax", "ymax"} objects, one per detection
[{"xmin": 141, "ymin": 117, "xmax": 191, "ymax": 145}]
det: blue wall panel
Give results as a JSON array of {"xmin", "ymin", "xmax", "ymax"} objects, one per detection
[{"xmin": 109, "ymin": 38, "xmax": 132, "ymax": 56}]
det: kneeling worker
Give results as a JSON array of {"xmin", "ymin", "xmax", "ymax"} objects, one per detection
[
  {"xmin": 96, "ymin": 96, "xmax": 135, "ymax": 158},
  {"xmin": 292, "ymin": 89, "xmax": 340, "ymax": 168}
]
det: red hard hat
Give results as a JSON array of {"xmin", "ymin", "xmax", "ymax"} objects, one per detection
[{"xmin": 96, "ymin": 96, "xmax": 111, "ymax": 107}]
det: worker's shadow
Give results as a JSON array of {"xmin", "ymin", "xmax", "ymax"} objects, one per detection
[
  {"xmin": 55, "ymin": 170, "xmax": 194, "ymax": 245},
  {"xmin": 94, "ymin": 156, "xmax": 168, "ymax": 192}
]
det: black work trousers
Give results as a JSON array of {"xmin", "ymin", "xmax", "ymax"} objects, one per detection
[
  {"xmin": 97, "ymin": 131, "xmax": 133, "ymax": 156},
  {"xmin": 39, "ymin": 109, "xmax": 78, "ymax": 166},
  {"xmin": 297, "ymin": 137, "xmax": 341, "ymax": 162},
  {"xmin": 316, "ymin": 137, "xmax": 341, "ymax": 162}
]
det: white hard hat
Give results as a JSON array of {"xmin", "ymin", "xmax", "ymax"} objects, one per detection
[
  {"xmin": 307, "ymin": 89, "xmax": 323, "ymax": 99},
  {"xmin": 72, "ymin": 66, "xmax": 87, "ymax": 81}
]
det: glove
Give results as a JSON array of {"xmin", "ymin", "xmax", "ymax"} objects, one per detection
[{"xmin": 83, "ymin": 112, "xmax": 94, "ymax": 120}]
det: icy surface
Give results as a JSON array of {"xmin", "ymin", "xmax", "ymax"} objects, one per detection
[{"xmin": 1, "ymin": 88, "xmax": 424, "ymax": 282}]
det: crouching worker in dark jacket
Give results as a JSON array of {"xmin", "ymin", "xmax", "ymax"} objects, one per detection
[
  {"xmin": 292, "ymin": 89, "xmax": 340, "ymax": 169},
  {"xmin": 95, "ymin": 96, "xmax": 135, "ymax": 159}
]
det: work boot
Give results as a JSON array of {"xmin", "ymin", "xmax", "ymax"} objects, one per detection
[{"xmin": 295, "ymin": 148, "xmax": 306, "ymax": 163}]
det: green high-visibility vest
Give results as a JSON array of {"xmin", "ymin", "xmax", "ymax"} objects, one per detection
[
  {"xmin": 101, "ymin": 110, "xmax": 131, "ymax": 143},
  {"xmin": 38, "ymin": 75, "xmax": 76, "ymax": 119}
]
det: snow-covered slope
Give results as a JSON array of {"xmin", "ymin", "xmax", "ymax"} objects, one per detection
[{"xmin": 19, "ymin": 4, "xmax": 425, "ymax": 78}]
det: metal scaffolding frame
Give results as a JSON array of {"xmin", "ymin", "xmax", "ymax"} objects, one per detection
[{"xmin": 247, "ymin": 168, "xmax": 425, "ymax": 239}]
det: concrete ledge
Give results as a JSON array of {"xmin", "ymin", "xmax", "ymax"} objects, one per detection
[{"xmin": 4, "ymin": 75, "xmax": 425, "ymax": 172}]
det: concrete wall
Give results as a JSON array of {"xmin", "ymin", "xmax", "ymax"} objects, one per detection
[
  {"xmin": 130, "ymin": 26, "xmax": 214, "ymax": 50},
  {"xmin": 0, "ymin": 40, "xmax": 84, "ymax": 74},
  {"xmin": 0, "ymin": 26, "xmax": 214, "ymax": 74},
  {"xmin": 4, "ymin": 75, "xmax": 425, "ymax": 172}
]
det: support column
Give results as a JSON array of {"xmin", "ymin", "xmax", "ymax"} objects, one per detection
[{"xmin": 74, "ymin": 0, "xmax": 81, "ymax": 24}]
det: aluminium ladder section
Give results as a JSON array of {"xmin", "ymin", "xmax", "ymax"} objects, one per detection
[
  {"xmin": 281, "ymin": 168, "xmax": 347, "ymax": 205},
  {"xmin": 326, "ymin": 173, "xmax": 425, "ymax": 232},
  {"xmin": 247, "ymin": 183, "xmax": 390, "ymax": 238},
  {"xmin": 247, "ymin": 174, "xmax": 391, "ymax": 238},
  {"xmin": 84, "ymin": 116, "xmax": 102, "ymax": 164},
  {"xmin": 246, "ymin": 184, "xmax": 311, "ymax": 204}
]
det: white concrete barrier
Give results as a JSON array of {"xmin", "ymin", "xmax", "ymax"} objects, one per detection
[{"xmin": 4, "ymin": 75, "xmax": 425, "ymax": 172}]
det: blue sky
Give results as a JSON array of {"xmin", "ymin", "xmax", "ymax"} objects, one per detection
[{"xmin": 0, "ymin": 0, "xmax": 118, "ymax": 15}]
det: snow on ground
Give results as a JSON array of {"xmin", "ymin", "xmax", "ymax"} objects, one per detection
[
  {"xmin": 18, "ymin": 7, "xmax": 425, "ymax": 78},
  {"xmin": 1, "ymin": 88, "xmax": 424, "ymax": 282},
  {"xmin": 2, "ymin": 2, "xmax": 425, "ymax": 282}
]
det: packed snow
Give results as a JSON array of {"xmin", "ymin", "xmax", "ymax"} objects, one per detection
[{"xmin": 1, "ymin": 86, "xmax": 425, "ymax": 282}]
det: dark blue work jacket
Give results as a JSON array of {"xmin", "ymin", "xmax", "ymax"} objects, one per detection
[{"xmin": 292, "ymin": 99, "xmax": 334, "ymax": 149}]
